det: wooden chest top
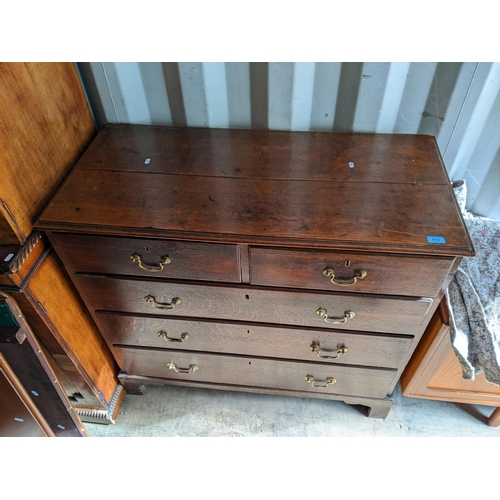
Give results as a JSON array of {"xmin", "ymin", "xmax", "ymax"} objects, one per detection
[{"xmin": 36, "ymin": 124, "xmax": 474, "ymax": 256}]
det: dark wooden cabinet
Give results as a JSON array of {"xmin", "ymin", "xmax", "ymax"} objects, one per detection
[
  {"xmin": 0, "ymin": 295, "xmax": 86, "ymax": 437},
  {"xmin": 35, "ymin": 125, "xmax": 474, "ymax": 419}
]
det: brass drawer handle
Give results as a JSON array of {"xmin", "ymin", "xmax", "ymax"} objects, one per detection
[
  {"xmin": 131, "ymin": 253, "xmax": 171, "ymax": 272},
  {"xmin": 323, "ymin": 268, "xmax": 367, "ymax": 286},
  {"xmin": 310, "ymin": 343, "xmax": 348, "ymax": 359},
  {"xmin": 145, "ymin": 295, "xmax": 181, "ymax": 310},
  {"xmin": 167, "ymin": 362, "xmax": 198, "ymax": 374},
  {"xmin": 158, "ymin": 331, "xmax": 189, "ymax": 343},
  {"xmin": 316, "ymin": 308, "xmax": 355, "ymax": 324},
  {"xmin": 305, "ymin": 375, "xmax": 336, "ymax": 388}
]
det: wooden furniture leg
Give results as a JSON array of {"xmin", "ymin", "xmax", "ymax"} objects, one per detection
[
  {"xmin": 366, "ymin": 400, "xmax": 394, "ymax": 420},
  {"xmin": 402, "ymin": 298, "xmax": 500, "ymax": 427},
  {"xmin": 488, "ymin": 407, "xmax": 500, "ymax": 427}
]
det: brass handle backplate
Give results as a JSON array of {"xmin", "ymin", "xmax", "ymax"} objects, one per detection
[
  {"xmin": 305, "ymin": 375, "xmax": 336, "ymax": 388},
  {"xmin": 310, "ymin": 343, "xmax": 348, "ymax": 359},
  {"xmin": 316, "ymin": 308, "xmax": 355, "ymax": 324},
  {"xmin": 323, "ymin": 268, "xmax": 367, "ymax": 286},
  {"xmin": 167, "ymin": 362, "xmax": 198, "ymax": 374},
  {"xmin": 131, "ymin": 253, "xmax": 171, "ymax": 272},
  {"xmin": 158, "ymin": 331, "xmax": 189, "ymax": 343},
  {"xmin": 145, "ymin": 295, "xmax": 181, "ymax": 310}
]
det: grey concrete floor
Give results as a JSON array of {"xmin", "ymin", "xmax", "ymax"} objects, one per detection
[{"xmin": 85, "ymin": 382, "xmax": 500, "ymax": 437}]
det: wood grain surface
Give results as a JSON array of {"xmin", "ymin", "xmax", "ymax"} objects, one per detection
[
  {"xmin": 34, "ymin": 124, "xmax": 475, "ymax": 419},
  {"xmin": 96, "ymin": 312, "xmax": 413, "ymax": 369},
  {"xmin": 114, "ymin": 345, "xmax": 397, "ymax": 399},
  {"xmin": 75, "ymin": 275, "xmax": 433, "ymax": 335},
  {"xmin": 0, "ymin": 62, "xmax": 95, "ymax": 242},
  {"xmin": 24, "ymin": 253, "xmax": 119, "ymax": 405},
  {"xmin": 71, "ymin": 124, "xmax": 450, "ymax": 184},
  {"xmin": 38, "ymin": 170, "xmax": 473, "ymax": 255},
  {"xmin": 250, "ymin": 247, "xmax": 454, "ymax": 297},
  {"xmin": 50, "ymin": 233, "xmax": 240, "ymax": 282}
]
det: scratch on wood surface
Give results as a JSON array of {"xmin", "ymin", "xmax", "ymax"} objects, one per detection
[{"xmin": 377, "ymin": 227, "xmax": 424, "ymax": 238}]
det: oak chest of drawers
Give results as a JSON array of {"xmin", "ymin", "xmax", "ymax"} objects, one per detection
[{"xmin": 35, "ymin": 125, "xmax": 474, "ymax": 419}]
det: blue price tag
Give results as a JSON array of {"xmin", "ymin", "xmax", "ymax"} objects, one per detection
[{"xmin": 427, "ymin": 236, "xmax": 446, "ymax": 244}]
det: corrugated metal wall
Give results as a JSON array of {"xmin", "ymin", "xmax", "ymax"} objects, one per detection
[{"xmin": 77, "ymin": 62, "xmax": 500, "ymax": 219}]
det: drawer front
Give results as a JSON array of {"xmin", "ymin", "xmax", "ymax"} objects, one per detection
[
  {"xmin": 75, "ymin": 276, "xmax": 433, "ymax": 335},
  {"xmin": 97, "ymin": 313, "xmax": 413, "ymax": 369},
  {"xmin": 250, "ymin": 247, "xmax": 453, "ymax": 297},
  {"xmin": 50, "ymin": 233, "xmax": 240, "ymax": 283},
  {"xmin": 115, "ymin": 346, "xmax": 397, "ymax": 399}
]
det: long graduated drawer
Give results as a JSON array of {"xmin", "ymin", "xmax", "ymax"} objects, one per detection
[
  {"xmin": 114, "ymin": 346, "xmax": 398, "ymax": 399},
  {"xmin": 74, "ymin": 275, "xmax": 434, "ymax": 335},
  {"xmin": 97, "ymin": 313, "xmax": 413, "ymax": 369}
]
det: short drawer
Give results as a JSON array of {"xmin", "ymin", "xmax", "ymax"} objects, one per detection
[
  {"xmin": 50, "ymin": 233, "xmax": 240, "ymax": 283},
  {"xmin": 250, "ymin": 247, "xmax": 453, "ymax": 297},
  {"xmin": 75, "ymin": 276, "xmax": 433, "ymax": 335},
  {"xmin": 97, "ymin": 313, "xmax": 413, "ymax": 369},
  {"xmin": 114, "ymin": 346, "xmax": 397, "ymax": 399}
]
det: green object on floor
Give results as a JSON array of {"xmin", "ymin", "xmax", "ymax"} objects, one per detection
[{"xmin": 0, "ymin": 301, "xmax": 19, "ymax": 328}]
